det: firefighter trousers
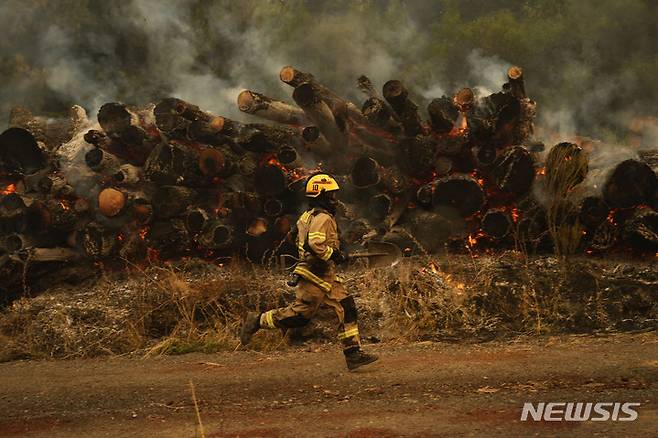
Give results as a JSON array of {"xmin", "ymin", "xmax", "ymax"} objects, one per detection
[{"xmin": 259, "ymin": 278, "xmax": 361, "ymax": 353}]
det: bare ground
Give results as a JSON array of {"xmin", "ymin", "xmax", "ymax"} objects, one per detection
[{"xmin": 0, "ymin": 332, "xmax": 656, "ymax": 437}]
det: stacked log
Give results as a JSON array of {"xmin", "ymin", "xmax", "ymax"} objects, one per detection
[{"xmin": 2, "ymin": 62, "xmax": 657, "ymax": 303}]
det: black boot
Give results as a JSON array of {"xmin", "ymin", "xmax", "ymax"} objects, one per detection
[
  {"xmin": 345, "ymin": 348, "xmax": 379, "ymax": 371},
  {"xmin": 240, "ymin": 312, "xmax": 261, "ymax": 345}
]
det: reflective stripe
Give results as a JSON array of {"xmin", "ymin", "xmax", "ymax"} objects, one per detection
[
  {"xmin": 338, "ymin": 327, "xmax": 360, "ymax": 340},
  {"xmin": 260, "ymin": 310, "xmax": 276, "ymax": 329},
  {"xmin": 319, "ymin": 246, "xmax": 333, "ymax": 261},
  {"xmin": 308, "ymin": 232, "xmax": 326, "ymax": 242},
  {"xmin": 293, "ymin": 266, "xmax": 332, "ymax": 292}
]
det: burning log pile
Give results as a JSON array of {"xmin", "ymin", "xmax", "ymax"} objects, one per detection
[{"xmin": 1, "ymin": 65, "xmax": 657, "ymax": 299}]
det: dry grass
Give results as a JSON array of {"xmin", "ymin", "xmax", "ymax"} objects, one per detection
[
  {"xmin": 0, "ymin": 255, "xmax": 655, "ymax": 361},
  {"xmin": 543, "ymin": 143, "xmax": 589, "ymax": 256}
]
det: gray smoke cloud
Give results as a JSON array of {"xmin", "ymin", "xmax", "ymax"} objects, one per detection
[{"xmin": 0, "ymin": 0, "xmax": 656, "ymax": 150}]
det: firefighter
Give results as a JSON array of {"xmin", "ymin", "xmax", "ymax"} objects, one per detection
[{"xmin": 240, "ymin": 172, "xmax": 379, "ymax": 371}]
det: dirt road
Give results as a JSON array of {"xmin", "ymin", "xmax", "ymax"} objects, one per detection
[{"xmin": 0, "ymin": 333, "xmax": 656, "ymax": 437}]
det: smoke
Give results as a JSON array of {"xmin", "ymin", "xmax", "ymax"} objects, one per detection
[
  {"xmin": 0, "ymin": 0, "xmax": 656, "ymax": 149},
  {"xmin": 464, "ymin": 50, "xmax": 509, "ymax": 98}
]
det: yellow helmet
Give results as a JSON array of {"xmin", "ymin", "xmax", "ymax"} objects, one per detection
[{"xmin": 305, "ymin": 173, "xmax": 340, "ymax": 198}]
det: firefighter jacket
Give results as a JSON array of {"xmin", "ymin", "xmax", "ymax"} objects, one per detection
[{"xmin": 292, "ymin": 207, "xmax": 339, "ymax": 292}]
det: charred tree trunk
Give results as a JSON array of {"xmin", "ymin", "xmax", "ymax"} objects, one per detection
[
  {"xmin": 293, "ymin": 83, "xmax": 348, "ymax": 150},
  {"xmin": 579, "ymin": 196, "xmax": 609, "ymax": 230},
  {"xmin": 80, "ymin": 222, "xmax": 118, "ymax": 259},
  {"xmin": 254, "ymin": 164, "xmax": 289, "ymax": 197},
  {"xmin": 492, "ymin": 146, "xmax": 535, "ymax": 197},
  {"xmin": 406, "ymin": 210, "xmax": 461, "ymax": 252},
  {"xmin": 97, "ymin": 103, "xmax": 155, "ymax": 165},
  {"xmin": 349, "ymin": 156, "xmax": 407, "ymax": 194},
  {"xmin": 399, "ymin": 136, "xmax": 437, "ymax": 178},
  {"xmin": 197, "ymin": 148, "xmax": 235, "ymax": 178},
  {"xmin": 481, "ymin": 209, "xmax": 513, "ymax": 239},
  {"xmin": 197, "ymin": 220, "xmax": 234, "ymax": 250},
  {"xmin": 383, "ymin": 80, "xmax": 423, "ymax": 137},
  {"xmin": 113, "ymin": 164, "xmax": 142, "ymax": 185},
  {"xmin": 144, "ymin": 142, "xmax": 204, "ymax": 187},
  {"xmin": 361, "ymin": 97, "xmax": 402, "ymax": 135},
  {"xmin": 506, "ymin": 66, "xmax": 526, "ymax": 99},
  {"xmin": 280, "ymin": 66, "xmax": 367, "ymax": 128},
  {"xmin": 152, "ymin": 186, "xmax": 198, "ymax": 219},
  {"xmin": 145, "ymin": 219, "xmax": 190, "ymax": 259},
  {"xmin": 0, "ymin": 128, "xmax": 47, "ymax": 177},
  {"xmin": 185, "ymin": 208, "xmax": 210, "ymax": 236},
  {"xmin": 432, "ymin": 174, "xmax": 485, "ymax": 217},
  {"xmin": 427, "ymin": 97, "xmax": 459, "ymax": 135},
  {"xmin": 622, "ymin": 207, "xmax": 658, "ymax": 251},
  {"xmin": 85, "ymin": 147, "xmax": 121, "ymax": 174},
  {"xmin": 603, "ymin": 159, "xmax": 657, "ymax": 209}
]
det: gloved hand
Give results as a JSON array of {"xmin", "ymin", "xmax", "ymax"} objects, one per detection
[
  {"xmin": 330, "ymin": 248, "xmax": 348, "ymax": 265},
  {"xmin": 287, "ymin": 273, "xmax": 300, "ymax": 287}
]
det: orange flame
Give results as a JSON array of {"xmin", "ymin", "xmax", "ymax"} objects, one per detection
[
  {"xmin": 139, "ymin": 227, "xmax": 149, "ymax": 240},
  {"xmin": 1, "ymin": 184, "xmax": 16, "ymax": 195},
  {"xmin": 511, "ymin": 208, "xmax": 519, "ymax": 223},
  {"xmin": 467, "ymin": 230, "xmax": 487, "ymax": 248},
  {"xmin": 536, "ymin": 167, "xmax": 546, "ymax": 176}
]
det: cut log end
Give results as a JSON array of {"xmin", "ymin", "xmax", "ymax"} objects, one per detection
[
  {"xmin": 292, "ymin": 83, "xmax": 317, "ymax": 108},
  {"xmin": 481, "ymin": 209, "xmax": 513, "ymax": 239},
  {"xmin": 276, "ymin": 146, "xmax": 298, "ymax": 166},
  {"xmin": 508, "ymin": 66, "xmax": 523, "ymax": 81},
  {"xmin": 432, "ymin": 174, "xmax": 485, "ymax": 217},
  {"xmin": 237, "ymin": 90, "xmax": 256, "ymax": 112},
  {"xmin": 198, "ymin": 149, "xmax": 226, "ymax": 176},
  {"xmin": 0, "ymin": 127, "xmax": 45, "ymax": 175},
  {"xmin": 98, "ymin": 188, "xmax": 126, "ymax": 217},
  {"xmin": 264, "ymin": 198, "xmax": 284, "ymax": 217},
  {"xmin": 247, "ymin": 217, "xmax": 269, "ymax": 237},
  {"xmin": 210, "ymin": 116, "xmax": 225, "ymax": 132},
  {"xmin": 85, "ymin": 148, "xmax": 104, "ymax": 169},
  {"xmin": 185, "ymin": 208, "xmax": 208, "ymax": 235},
  {"xmin": 302, "ymin": 126, "xmax": 320, "ymax": 142},
  {"xmin": 254, "ymin": 164, "xmax": 288, "ymax": 196},
  {"xmin": 383, "ymin": 80, "xmax": 406, "ymax": 102},
  {"xmin": 350, "ymin": 157, "xmax": 380, "ymax": 189},
  {"xmin": 603, "ymin": 159, "xmax": 657, "ymax": 209},
  {"xmin": 280, "ymin": 66, "xmax": 296, "ymax": 84},
  {"xmin": 454, "ymin": 88, "xmax": 475, "ymax": 110}
]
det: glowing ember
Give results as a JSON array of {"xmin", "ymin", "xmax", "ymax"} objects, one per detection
[
  {"xmin": 511, "ymin": 208, "xmax": 519, "ymax": 223},
  {"xmin": 536, "ymin": 167, "xmax": 546, "ymax": 176},
  {"xmin": 1, "ymin": 184, "xmax": 16, "ymax": 195},
  {"xmin": 467, "ymin": 230, "xmax": 487, "ymax": 248},
  {"xmin": 607, "ymin": 210, "xmax": 617, "ymax": 225},
  {"xmin": 147, "ymin": 247, "xmax": 160, "ymax": 261},
  {"xmin": 266, "ymin": 156, "xmax": 305, "ymax": 181},
  {"xmin": 139, "ymin": 227, "xmax": 149, "ymax": 240}
]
